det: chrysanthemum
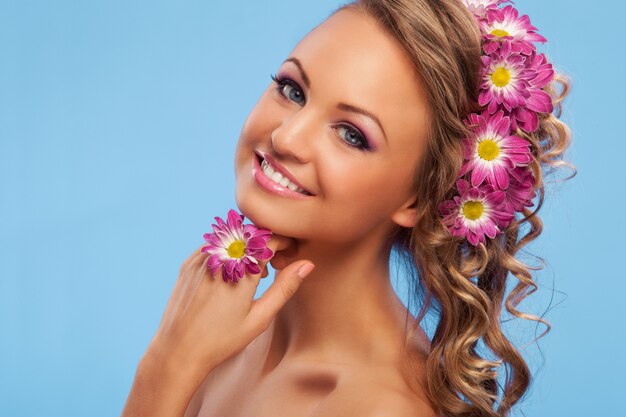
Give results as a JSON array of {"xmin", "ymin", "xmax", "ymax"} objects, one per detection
[
  {"xmin": 504, "ymin": 166, "xmax": 537, "ymax": 212},
  {"xmin": 459, "ymin": 111, "xmax": 533, "ymax": 189},
  {"xmin": 481, "ymin": 5, "xmax": 548, "ymax": 56},
  {"xmin": 439, "ymin": 179, "xmax": 514, "ymax": 246},
  {"xmin": 443, "ymin": 0, "xmax": 553, "ymax": 246},
  {"xmin": 509, "ymin": 52, "xmax": 555, "ymax": 131},
  {"xmin": 201, "ymin": 209, "xmax": 274, "ymax": 284},
  {"xmin": 478, "ymin": 48, "xmax": 534, "ymax": 114},
  {"xmin": 462, "ymin": 0, "xmax": 510, "ymax": 19}
]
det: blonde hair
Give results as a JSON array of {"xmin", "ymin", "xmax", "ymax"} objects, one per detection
[{"xmin": 330, "ymin": 1, "xmax": 574, "ymax": 416}]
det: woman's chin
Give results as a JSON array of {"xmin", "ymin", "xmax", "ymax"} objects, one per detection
[
  {"xmin": 235, "ymin": 185, "xmax": 318, "ymax": 241},
  {"xmin": 236, "ymin": 200, "xmax": 286, "ymax": 234}
]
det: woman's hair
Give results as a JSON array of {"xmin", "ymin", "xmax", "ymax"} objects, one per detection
[{"xmin": 329, "ymin": 1, "xmax": 574, "ymax": 416}]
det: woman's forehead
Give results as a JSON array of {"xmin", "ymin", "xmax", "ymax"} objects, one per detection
[{"xmin": 291, "ymin": 9, "xmax": 418, "ymax": 89}]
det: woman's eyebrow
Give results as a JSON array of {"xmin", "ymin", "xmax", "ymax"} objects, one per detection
[
  {"xmin": 283, "ymin": 56, "xmax": 388, "ymax": 143},
  {"xmin": 337, "ymin": 103, "xmax": 388, "ymax": 144},
  {"xmin": 284, "ymin": 57, "xmax": 311, "ymax": 89}
]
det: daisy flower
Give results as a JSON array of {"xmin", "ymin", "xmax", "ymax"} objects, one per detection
[
  {"xmin": 509, "ymin": 52, "xmax": 555, "ymax": 131},
  {"xmin": 439, "ymin": 179, "xmax": 514, "ymax": 246},
  {"xmin": 478, "ymin": 48, "xmax": 535, "ymax": 115},
  {"xmin": 481, "ymin": 5, "xmax": 548, "ymax": 56},
  {"xmin": 504, "ymin": 166, "xmax": 537, "ymax": 212},
  {"xmin": 441, "ymin": 0, "xmax": 555, "ymax": 245},
  {"xmin": 201, "ymin": 209, "xmax": 274, "ymax": 284},
  {"xmin": 462, "ymin": 0, "xmax": 511, "ymax": 19},
  {"xmin": 459, "ymin": 110, "xmax": 533, "ymax": 189}
]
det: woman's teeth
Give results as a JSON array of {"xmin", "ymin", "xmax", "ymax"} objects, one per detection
[{"xmin": 261, "ymin": 158, "xmax": 310, "ymax": 195}]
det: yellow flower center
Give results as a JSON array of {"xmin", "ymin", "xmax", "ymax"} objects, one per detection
[
  {"xmin": 227, "ymin": 240, "xmax": 246, "ymax": 258},
  {"xmin": 491, "ymin": 66, "xmax": 511, "ymax": 87},
  {"xmin": 477, "ymin": 139, "xmax": 500, "ymax": 161},
  {"xmin": 463, "ymin": 201, "xmax": 484, "ymax": 221},
  {"xmin": 490, "ymin": 28, "xmax": 510, "ymax": 38}
]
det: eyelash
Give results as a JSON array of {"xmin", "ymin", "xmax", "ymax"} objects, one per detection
[{"xmin": 270, "ymin": 73, "xmax": 372, "ymax": 152}]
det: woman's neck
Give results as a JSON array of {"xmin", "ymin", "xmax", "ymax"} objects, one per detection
[{"xmin": 262, "ymin": 230, "xmax": 415, "ymax": 371}]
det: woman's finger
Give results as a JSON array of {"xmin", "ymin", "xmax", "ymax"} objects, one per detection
[
  {"xmin": 222, "ymin": 233, "xmax": 296, "ymax": 284},
  {"xmin": 247, "ymin": 260, "xmax": 315, "ymax": 332}
]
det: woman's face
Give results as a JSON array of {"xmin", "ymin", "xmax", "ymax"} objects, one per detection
[{"xmin": 235, "ymin": 8, "xmax": 431, "ymax": 245}]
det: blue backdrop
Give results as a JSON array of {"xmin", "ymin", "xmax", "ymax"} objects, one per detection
[{"xmin": 1, "ymin": 1, "xmax": 622, "ymax": 415}]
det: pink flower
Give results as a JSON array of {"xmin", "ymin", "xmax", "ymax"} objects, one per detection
[
  {"xmin": 503, "ymin": 166, "xmax": 536, "ymax": 212},
  {"xmin": 481, "ymin": 5, "xmax": 548, "ymax": 56},
  {"xmin": 441, "ymin": 0, "xmax": 555, "ymax": 245},
  {"xmin": 509, "ymin": 52, "xmax": 555, "ymax": 131},
  {"xmin": 478, "ymin": 48, "xmax": 535, "ymax": 114},
  {"xmin": 439, "ymin": 179, "xmax": 514, "ymax": 246},
  {"xmin": 462, "ymin": 0, "xmax": 511, "ymax": 19},
  {"xmin": 459, "ymin": 111, "xmax": 533, "ymax": 189},
  {"xmin": 201, "ymin": 209, "xmax": 274, "ymax": 284}
]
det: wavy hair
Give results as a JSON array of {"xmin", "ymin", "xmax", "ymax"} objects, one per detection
[{"xmin": 330, "ymin": 1, "xmax": 575, "ymax": 416}]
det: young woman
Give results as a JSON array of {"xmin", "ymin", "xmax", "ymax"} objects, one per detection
[{"xmin": 122, "ymin": 1, "xmax": 572, "ymax": 416}]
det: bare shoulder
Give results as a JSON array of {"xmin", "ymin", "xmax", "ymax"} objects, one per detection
[
  {"xmin": 311, "ymin": 365, "xmax": 437, "ymax": 417},
  {"xmin": 312, "ymin": 327, "xmax": 436, "ymax": 417}
]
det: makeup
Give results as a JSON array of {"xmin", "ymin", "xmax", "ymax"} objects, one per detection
[{"xmin": 252, "ymin": 154, "xmax": 315, "ymax": 199}]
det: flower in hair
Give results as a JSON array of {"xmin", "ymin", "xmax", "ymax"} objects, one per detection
[
  {"xmin": 481, "ymin": 5, "xmax": 547, "ymax": 55},
  {"xmin": 201, "ymin": 209, "xmax": 274, "ymax": 284},
  {"xmin": 462, "ymin": 0, "xmax": 510, "ymax": 19},
  {"xmin": 439, "ymin": 179, "xmax": 513, "ymax": 246},
  {"xmin": 503, "ymin": 166, "xmax": 536, "ymax": 213},
  {"xmin": 478, "ymin": 48, "xmax": 534, "ymax": 114},
  {"xmin": 458, "ymin": 110, "xmax": 532, "ymax": 190},
  {"xmin": 509, "ymin": 52, "xmax": 555, "ymax": 131},
  {"xmin": 440, "ymin": 0, "xmax": 555, "ymax": 245}
]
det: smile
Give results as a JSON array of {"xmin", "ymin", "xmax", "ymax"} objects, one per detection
[{"xmin": 252, "ymin": 153, "xmax": 315, "ymax": 199}]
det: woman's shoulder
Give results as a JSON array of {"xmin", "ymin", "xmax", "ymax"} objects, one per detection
[
  {"xmin": 312, "ymin": 328, "xmax": 435, "ymax": 417},
  {"xmin": 184, "ymin": 316, "xmax": 435, "ymax": 417},
  {"xmin": 313, "ymin": 357, "xmax": 436, "ymax": 417}
]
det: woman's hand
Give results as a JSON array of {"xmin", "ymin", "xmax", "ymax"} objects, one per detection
[
  {"xmin": 122, "ymin": 233, "xmax": 314, "ymax": 417},
  {"xmin": 145, "ymin": 233, "xmax": 314, "ymax": 384}
]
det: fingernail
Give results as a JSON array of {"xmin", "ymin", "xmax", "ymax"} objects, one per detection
[{"xmin": 297, "ymin": 262, "xmax": 315, "ymax": 278}]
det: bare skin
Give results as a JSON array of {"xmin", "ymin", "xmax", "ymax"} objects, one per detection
[
  {"xmin": 182, "ymin": 8, "xmax": 437, "ymax": 417},
  {"xmin": 121, "ymin": 7, "xmax": 437, "ymax": 417},
  {"xmin": 121, "ymin": 234, "xmax": 316, "ymax": 417}
]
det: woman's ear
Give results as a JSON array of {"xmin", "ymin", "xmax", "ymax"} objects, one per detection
[{"xmin": 390, "ymin": 192, "xmax": 418, "ymax": 229}]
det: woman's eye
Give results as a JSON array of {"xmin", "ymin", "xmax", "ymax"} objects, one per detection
[
  {"xmin": 270, "ymin": 74, "xmax": 370, "ymax": 152},
  {"xmin": 271, "ymin": 74, "xmax": 305, "ymax": 105},
  {"xmin": 281, "ymin": 83, "xmax": 305, "ymax": 105},
  {"xmin": 336, "ymin": 125, "xmax": 370, "ymax": 150}
]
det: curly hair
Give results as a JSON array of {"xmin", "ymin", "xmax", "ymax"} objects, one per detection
[{"xmin": 329, "ymin": 1, "xmax": 575, "ymax": 416}]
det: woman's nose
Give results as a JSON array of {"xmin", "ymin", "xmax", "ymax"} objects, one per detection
[{"xmin": 270, "ymin": 107, "xmax": 319, "ymax": 163}]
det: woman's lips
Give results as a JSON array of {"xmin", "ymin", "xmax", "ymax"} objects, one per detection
[
  {"xmin": 254, "ymin": 150, "xmax": 315, "ymax": 195},
  {"xmin": 252, "ymin": 154, "xmax": 315, "ymax": 199}
]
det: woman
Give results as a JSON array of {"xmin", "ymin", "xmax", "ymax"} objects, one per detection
[{"xmin": 122, "ymin": 1, "xmax": 573, "ymax": 416}]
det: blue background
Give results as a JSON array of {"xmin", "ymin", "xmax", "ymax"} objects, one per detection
[{"xmin": 1, "ymin": 1, "xmax": 622, "ymax": 415}]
